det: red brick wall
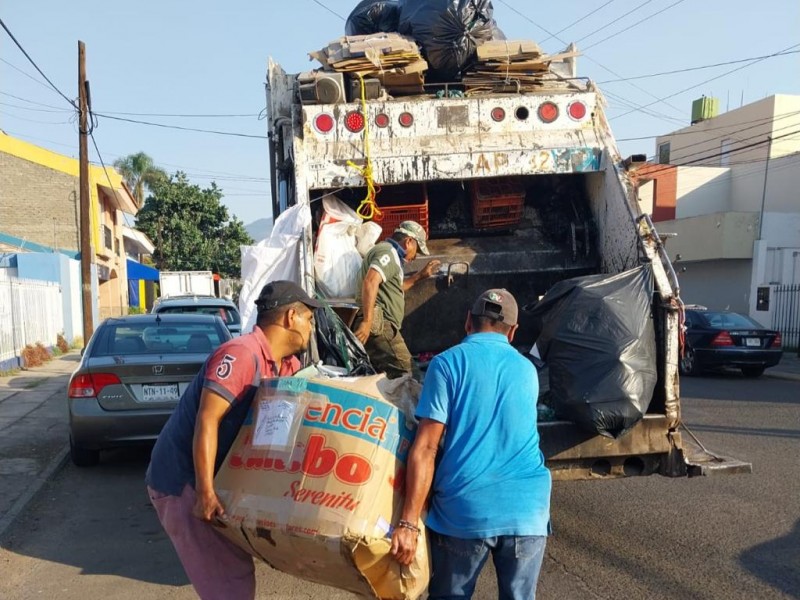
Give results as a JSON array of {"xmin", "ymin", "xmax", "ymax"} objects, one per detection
[{"xmin": 634, "ymin": 163, "xmax": 677, "ymax": 222}]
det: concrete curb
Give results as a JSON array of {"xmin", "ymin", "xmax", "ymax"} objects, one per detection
[
  {"xmin": 0, "ymin": 444, "xmax": 69, "ymax": 541},
  {"xmin": 764, "ymin": 371, "xmax": 800, "ymax": 382}
]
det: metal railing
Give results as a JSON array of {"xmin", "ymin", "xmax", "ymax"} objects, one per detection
[
  {"xmin": 772, "ymin": 284, "xmax": 800, "ymax": 351},
  {"xmin": 0, "ymin": 274, "xmax": 64, "ymax": 366}
]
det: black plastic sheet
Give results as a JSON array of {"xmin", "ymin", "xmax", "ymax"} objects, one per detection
[
  {"xmin": 398, "ymin": 0, "xmax": 498, "ymax": 80},
  {"xmin": 315, "ymin": 303, "xmax": 376, "ymax": 376},
  {"xmin": 527, "ymin": 266, "xmax": 657, "ymax": 439},
  {"xmin": 345, "ymin": 0, "xmax": 403, "ymax": 36}
]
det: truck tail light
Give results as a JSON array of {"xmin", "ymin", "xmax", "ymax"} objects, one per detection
[
  {"xmin": 344, "ymin": 111, "xmax": 365, "ymax": 133},
  {"xmin": 398, "ymin": 112, "xmax": 414, "ymax": 127},
  {"xmin": 314, "ymin": 113, "xmax": 334, "ymax": 134},
  {"xmin": 68, "ymin": 373, "xmax": 122, "ymax": 398},
  {"xmin": 710, "ymin": 331, "xmax": 734, "ymax": 347},
  {"xmin": 771, "ymin": 333, "xmax": 782, "ymax": 348},
  {"xmin": 375, "ymin": 113, "xmax": 390, "ymax": 128},
  {"xmin": 568, "ymin": 101, "xmax": 587, "ymax": 120},
  {"xmin": 491, "ymin": 107, "xmax": 505, "ymax": 122},
  {"xmin": 537, "ymin": 102, "xmax": 559, "ymax": 123}
]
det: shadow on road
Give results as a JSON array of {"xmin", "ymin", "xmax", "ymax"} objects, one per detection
[
  {"xmin": 1, "ymin": 445, "xmax": 190, "ymax": 589},
  {"xmin": 740, "ymin": 518, "xmax": 800, "ymax": 599}
]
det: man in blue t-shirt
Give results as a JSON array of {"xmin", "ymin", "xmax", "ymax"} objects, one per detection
[{"xmin": 391, "ymin": 289, "xmax": 551, "ymax": 599}]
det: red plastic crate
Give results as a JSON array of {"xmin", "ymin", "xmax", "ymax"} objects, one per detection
[
  {"xmin": 371, "ymin": 184, "xmax": 429, "ymax": 241},
  {"xmin": 470, "ymin": 178, "xmax": 525, "ymax": 229}
]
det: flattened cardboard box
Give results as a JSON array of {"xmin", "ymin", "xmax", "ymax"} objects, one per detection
[{"xmin": 214, "ymin": 375, "xmax": 429, "ymax": 599}]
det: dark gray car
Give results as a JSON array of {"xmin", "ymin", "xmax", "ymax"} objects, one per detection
[
  {"xmin": 68, "ymin": 313, "xmax": 232, "ymax": 466},
  {"xmin": 152, "ymin": 295, "xmax": 242, "ymax": 336}
]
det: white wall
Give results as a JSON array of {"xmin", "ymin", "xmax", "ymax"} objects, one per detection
[
  {"xmin": 675, "ymin": 166, "xmax": 731, "ymax": 218},
  {"xmin": 637, "ymin": 180, "xmax": 654, "ymax": 215},
  {"xmin": 677, "ymin": 259, "xmax": 753, "ymax": 313}
]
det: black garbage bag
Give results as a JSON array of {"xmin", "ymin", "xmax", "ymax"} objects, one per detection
[
  {"xmin": 527, "ymin": 266, "xmax": 657, "ymax": 439},
  {"xmin": 345, "ymin": 0, "xmax": 403, "ymax": 36},
  {"xmin": 314, "ymin": 302, "xmax": 376, "ymax": 376},
  {"xmin": 398, "ymin": 0, "xmax": 498, "ymax": 79}
]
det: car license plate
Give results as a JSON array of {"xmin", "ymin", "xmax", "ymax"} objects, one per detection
[
  {"xmin": 745, "ymin": 338, "xmax": 761, "ymax": 347},
  {"xmin": 141, "ymin": 383, "xmax": 180, "ymax": 402}
]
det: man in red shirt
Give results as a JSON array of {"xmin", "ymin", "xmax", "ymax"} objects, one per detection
[{"xmin": 146, "ymin": 280, "xmax": 319, "ymax": 599}]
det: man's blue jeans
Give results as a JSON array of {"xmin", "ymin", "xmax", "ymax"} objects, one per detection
[{"xmin": 428, "ymin": 530, "xmax": 547, "ymax": 600}]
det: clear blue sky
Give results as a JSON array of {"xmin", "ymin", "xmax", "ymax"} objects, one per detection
[{"xmin": 2, "ymin": 0, "xmax": 798, "ymax": 226}]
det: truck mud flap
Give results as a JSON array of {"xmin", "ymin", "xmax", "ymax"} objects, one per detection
[{"xmin": 679, "ymin": 423, "xmax": 753, "ymax": 477}]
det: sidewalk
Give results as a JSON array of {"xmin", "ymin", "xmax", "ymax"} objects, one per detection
[
  {"xmin": 764, "ymin": 351, "xmax": 800, "ymax": 381},
  {"xmin": 0, "ymin": 351, "xmax": 79, "ymax": 539}
]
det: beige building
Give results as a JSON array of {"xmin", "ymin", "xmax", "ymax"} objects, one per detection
[
  {"xmin": 0, "ymin": 132, "xmax": 139, "ymax": 320},
  {"xmin": 635, "ymin": 95, "xmax": 800, "ymax": 335}
]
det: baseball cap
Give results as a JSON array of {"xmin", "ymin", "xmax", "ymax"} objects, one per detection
[
  {"xmin": 394, "ymin": 221, "xmax": 429, "ymax": 255},
  {"xmin": 255, "ymin": 280, "xmax": 321, "ymax": 312},
  {"xmin": 471, "ymin": 288, "xmax": 519, "ymax": 326}
]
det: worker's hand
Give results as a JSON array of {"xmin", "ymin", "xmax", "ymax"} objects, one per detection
[
  {"xmin": 420, "ymin": 259, "xmax": 441, "ymax": 279},
  {"xmin": 354, "ymin": 321, "xmax": 371, "ymax": 345},
  {"xmin": 193, "ymin": 488, "xmax": 226, "ymax": 523},
  {"xmin": 390, "ymin": 526, "xmax": 419, "ymax": 566}
]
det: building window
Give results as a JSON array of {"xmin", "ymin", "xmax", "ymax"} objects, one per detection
[
  {"xmin": 103, "ymin": 225, "xmax": 113, "ymax": 250},
  {"xmin": 720, "ymin": 138, "xmax": 732, "ymax": 166},
  {"xmin": 658, "ymin": 142, "xmax": 671, "ymax": 164}
]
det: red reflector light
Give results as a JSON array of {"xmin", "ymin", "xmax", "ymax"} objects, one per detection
[
  {"xmin": 398, "ymin": 112, "xmax": 414, "ymax": 127},
  {"xmin": 375, "ymin": 113, "xmax": 390, "ymax": 128},
  {"xmin": 568, "ymin": 101, "xmax": 587, "ymax": 120},
  {"xmin": 68, "ymin": 373, "xmax": 122, "ymax": 398},
  {"xmin": 711, "ymin": 331, "xmax": 734, "ymax": 347},
  {"xmin": 344, "ymin": 111, "xmax": 365, "ymax": 133},
  {"xmin": 314, "ymin": 113, "xmax": 334, "ymax": 134},
  {"xmin": 491, "ymin": 107, "xmax": 505, "ymax": 122},
  {"xmin": 771, "ymin": 333, "xmax": 782, "ymax": 348},
  {"xmin": 538, "ymin": 102, "xmax": 559, "ymax": 123}
]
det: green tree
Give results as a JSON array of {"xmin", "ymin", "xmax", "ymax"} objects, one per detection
[
  {"xmin": 113, "ymin": 152, "xmax": 166, "ymax": 207},
  {"xmin": 135, "ymin": 171, "xmax": 253, "ymax": 278}
]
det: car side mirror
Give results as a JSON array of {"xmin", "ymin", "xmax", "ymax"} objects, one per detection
[{"xmin": 80, "ymin": 347, "xmax": 85, "ymax": 357}]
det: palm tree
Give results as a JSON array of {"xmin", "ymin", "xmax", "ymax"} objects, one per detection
[{"xmin": 113, "ymin": 152, "xmax": 166, "ymax": 207}]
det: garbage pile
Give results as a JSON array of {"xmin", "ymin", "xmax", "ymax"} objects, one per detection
[{"xmin": 309, "ymin": 0, "xmax": 578, "ymax": 98}]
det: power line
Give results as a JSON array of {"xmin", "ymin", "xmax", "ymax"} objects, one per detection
[
  {"xmin": 97, "ymin": 109, "xmax": 260, "ymax": 118},
  {"xmin": 614, "ymin": 42, "xmax": 800, "ymax": 120},
  {"xmin": 598, "ymin": 50, "xmax": 800, "ymax": 84},
  {"xmin": 0, "ymin": 90, "xmax": 68, "ymax": 110},
  {"xmin": 540, "ymin": 0, "xmax": 616, "ymax": 44},
  {"xmin": 0, "ymin": 17, "xmax": 76, "ymax": 108},
  {"xmin": 0, "ymin": 99, "xmax": 73, "ymax": 113},
  {"xmin": 573, "ymin": 0, "xmax": 658, "ymax": 43},
  {"xmin": 308, "ymin": 0, "xmax": 345, "ymax": 20},
  {"xmin": 0, "ymin": 108, "xmax": 72, "ymax": 125},
  {"xmin": 616, "ymin": 109, "xmax": 800, "ymax": 142},
  {"xmin": 93, "ymin": 112, "xmax": 268, "ymax": 139},
  {"xmin": 583, "ymin": 0, "xmax": 688, "ymax": 51}
]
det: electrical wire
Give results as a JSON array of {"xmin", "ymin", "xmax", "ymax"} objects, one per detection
[
  {"xmin": 308, "ymin": 0, "xmax": 346, "ymax": 20},
  {"xmin": 573, "ymin": 0, "xmax": 659, "ymax": 44},
  {"xmin": 0, "ymin": 99, "xmax": 73, "ymax": 114},
  {"xmin": 0, "ymin": 17, "xmax": 76, "ymax": 108},
  {"xmin": 598, "ymin": 50, "xmax": 800, "ymax": 84},
  {"xmin": 96, "ymin": 110, "xmax": 261, "ymax": 118},
  {"xmin": 0, "ymin": 90, "xmax": 69, "ymax": 110},
  {"xmin": 614, "ymin": 42, "xmax": 800, "ymax": 120},
  {"xmin": 539, "ymin": 0, "xmax": 616, "ymax": 44},
  {"xmin": 92, "ymin": 112, "xmax": 268, "ymax": 139},
  {"xmin": 583, "ymin": 0, "xmax": 688, "ymax": 51}
]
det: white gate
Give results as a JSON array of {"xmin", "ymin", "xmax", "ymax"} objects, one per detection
[{"xmin": 0, "ymin": 272, "xmax": 64, "ymax": 367}]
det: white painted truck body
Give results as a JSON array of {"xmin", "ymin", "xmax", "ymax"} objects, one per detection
[
  {"xmin": 158, "ymin": 271, "xmax": 215, "ymax": 298},
  {"xmin": 265, "ymin": 59, "xmax": 748, "ymax": 479}
]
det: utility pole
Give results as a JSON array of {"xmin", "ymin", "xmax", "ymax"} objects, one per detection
[
  {"xmin": 78, "ymin": 40, "xmax": 94, "ymax": 345},
  {"xmin": 757, "ymin": 136, "xmax": 773, "ymax": 241}
]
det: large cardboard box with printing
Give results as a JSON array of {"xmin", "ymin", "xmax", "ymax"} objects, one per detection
[{"xmin": 214, "ymin": 374, "xmax": 429, "ymax": 599}]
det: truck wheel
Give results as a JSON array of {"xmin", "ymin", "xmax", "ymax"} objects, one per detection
[
  {"xmin": 70, "ymin": 437, "xmax": 100, "ymax": 467},
  {"xmin": 680, "ymin": 348, "xmax": 699, "ymax": 376},
  {"xmin": 741, "ymin": 366, "xmax": 765, "ymax": 378}
]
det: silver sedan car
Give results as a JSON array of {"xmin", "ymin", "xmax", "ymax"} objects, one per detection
[{"xmin": 68, "ymin": 313, "xmax": 231, "ymax": 466}]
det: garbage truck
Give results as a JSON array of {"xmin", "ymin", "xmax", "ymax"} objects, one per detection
[{"xmin": 261, "ymin": 42, "xmax": 749, "ymax": 480}]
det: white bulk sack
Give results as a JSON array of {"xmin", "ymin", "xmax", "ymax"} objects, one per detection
[{"xmin": 313, "ymin": 196, "xmax": 362, "ymax": 298}]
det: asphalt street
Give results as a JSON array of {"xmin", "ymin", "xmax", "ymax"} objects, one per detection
[{"xmin": 0, "ymin": 374, "xmax": 798, "ymax": 599}]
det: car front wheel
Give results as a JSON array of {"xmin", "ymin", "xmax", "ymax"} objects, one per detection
[
  {"xmin": 70, "ymin": 437, "xmax": 100, "ymax": 467},
  {"xmin": 741, "ymin": 366, "xmax": 765, "ymax": 378},
  {"xmin": 680, "ymin": 347, "xmax": 699, "ymax": 376}
]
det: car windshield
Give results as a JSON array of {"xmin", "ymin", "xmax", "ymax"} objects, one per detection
[
  {"xmin": 701, "ymin": 312, "xmax": 763, "ymax": 329},
  {"xmin": 93, "ymin": 322, "xmax": 226, "ymax": 356},
  {"xmin": 157, "ymin": 305, "xmax": 241, "ymax": 326}
]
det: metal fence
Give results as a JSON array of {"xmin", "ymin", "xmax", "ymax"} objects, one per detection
[
  {"xmin": 772, "ymin": 284, "xmax": 800, "ymax": 351},
  {"xmin": 0, "ymin": 274, "xmax": 64, "ymax": 366}
]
